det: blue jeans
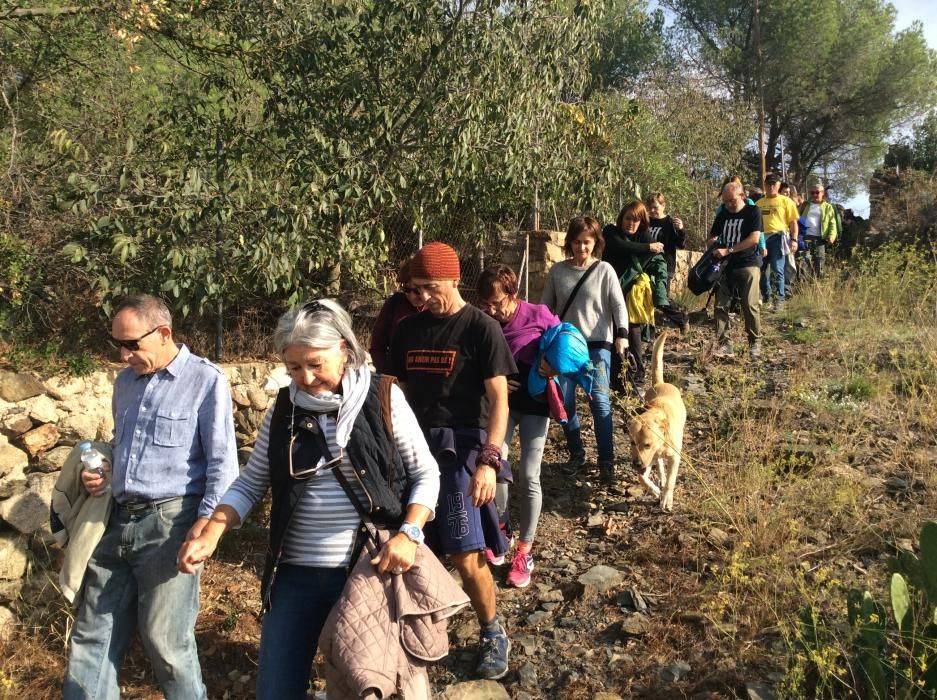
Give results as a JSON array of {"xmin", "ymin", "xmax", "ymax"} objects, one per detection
[
  {"xmin": 760, "ymin": 233, "xmax": 787, "ymax": 300},
  {"xmin": 256, "ymin": 563, "xmax": 348, "ymax": 699},
  {"xmin": 64, "ymin": 495, "xmax": 205, "ymax": 700},
  {"xmin": 560, "ymin": 347, "xmax": 613, "ymax": 464}
]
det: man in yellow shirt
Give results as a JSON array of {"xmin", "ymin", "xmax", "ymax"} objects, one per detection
[{"xmin": 756, "ymin": 173, "xmax": 799, "ymax": 307}]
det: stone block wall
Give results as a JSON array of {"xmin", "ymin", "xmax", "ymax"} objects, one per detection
[{"xmin": 0, "ymin": 362, "xmax": 283, "ymax": 639}]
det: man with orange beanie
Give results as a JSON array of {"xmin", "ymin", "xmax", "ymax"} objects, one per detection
[{"xmin": 388, "ymin": 242, "xmax": 516, "ymax": 680}]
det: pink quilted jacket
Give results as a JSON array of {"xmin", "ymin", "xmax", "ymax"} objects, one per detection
[{"xmin": 319, "ymin": 530, "xmax": 470, "ymax": 699}]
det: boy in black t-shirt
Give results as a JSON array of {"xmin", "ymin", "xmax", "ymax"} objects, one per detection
[
  {"xmin": 388, "ymin": 242, "xmax": 516, "ymax": 681},
  {"xmin": 707, "ymin": 182, "xmax": 764, "ymax": 358}
]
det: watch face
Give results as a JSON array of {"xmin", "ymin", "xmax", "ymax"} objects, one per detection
[{"xmin": 401, "ymin": 524, "xmax": 423, "ymax": 542}]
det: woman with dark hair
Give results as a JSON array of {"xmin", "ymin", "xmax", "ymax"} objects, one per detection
[
  {"xmin": 177, "ymin": 299, "xmax": 439, "ymax": 698},
  {"xmin": 602, "ymin": 200, "xmax": 675, "ymax": 386},
  {"xmin": 541, "ymin": 216, "xmax": 628, "ymax": 485},
  {"xmin": 476, "ymin": 265, "xmax": 559, "ymax": 587},
  {"xmin": 369, "ymin": 258, "xmax": 423, "ymax": 373}
]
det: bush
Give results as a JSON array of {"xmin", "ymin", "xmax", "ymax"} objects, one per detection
[{"xmin": 791, "ymin": 521, "xmax": 937, "ymax": 698}]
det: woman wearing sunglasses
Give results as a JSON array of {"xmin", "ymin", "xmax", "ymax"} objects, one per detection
[
  {"xmin": 369, "ymin": 258, "xmax": 423, "ymax": 373},
  {"xmin": 176, "ymin": 299, "xmax": 439, "ymax": 699}
]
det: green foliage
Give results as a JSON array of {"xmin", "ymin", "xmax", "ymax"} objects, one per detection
[
  {"xmin": 784, "ymin": 326, "xmax": 819, "ymax": 344},
  {"xmin": 792, "ymin": 521, "xmax": 937, "ymax": 698},
  {"xmin": 0, "ymin": 232, "xmax": 47, "ymax": 339},
  {"xmin": 826, "ymin": 375, "xmax": 876, "ymax": 402},
  {"xmin": 2, "ymin": 342, "xmax": 96, "ymax": 377},
  {"xmin": 847, "ymin": 243, "xmax": 937, "ymax": 325},
  {"xmin": 870, "ymin": 168, "xmax": 937, "ymax": 245},
  {"xmin": 586, "ymin": 0, "xmax": 667, "ymax": 96},
  {"xmin": 665, "ymin": 0, "xmax": 937, "ymax": 191},
  {"xmin": 2, "ymin": 1, "xmax": 616, "ymax": 349},
  {"xmin": 887, "ymin": 111, "xmax": 937, "ymax": 174}
]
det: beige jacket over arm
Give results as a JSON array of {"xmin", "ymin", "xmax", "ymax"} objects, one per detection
[
  {"xmin": 50, "ymin": 441, "xmax": 113, "ymax": 605},
  {"xmin": 319, "ymin": 529, "xmax": 471, "ymax": 699}
]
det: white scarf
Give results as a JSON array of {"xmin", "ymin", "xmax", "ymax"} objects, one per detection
[{"xmin": 288, "ymin": 364, "xmax": 371, "ymax": 448}]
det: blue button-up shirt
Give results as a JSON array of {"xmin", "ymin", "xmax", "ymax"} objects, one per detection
[{"xmin": 111, "ymin": 344, "xmax": 238, "ymax": 518}]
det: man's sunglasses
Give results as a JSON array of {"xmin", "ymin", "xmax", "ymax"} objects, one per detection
[{"xmin": 108, "ymin": 326, "xmax": 163, "ymax": 351}]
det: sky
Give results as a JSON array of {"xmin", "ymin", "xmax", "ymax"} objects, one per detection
[{"xmin": 842, "ymin": 0, "xmax": 936, "ymax": 216}]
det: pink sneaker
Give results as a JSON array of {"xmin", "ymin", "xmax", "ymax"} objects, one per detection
[
  {"xmin": 507, "ymin": 552, "xmax": 534, "ymax": 588},
  {"xmin": 485, "ymin": 548, "xmax": 506, "ymax": 566},
  {"xmin": 485, "ymin": 534, "xmax": 515, "ymax": 567}
]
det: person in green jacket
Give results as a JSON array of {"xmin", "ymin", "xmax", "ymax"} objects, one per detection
[
  {"xmin": 603, "ymin": 200, "xmax": 683, "ymax": 388},
  {"xmin": 799, "ymin": 183, "xmax": 838, "ymax": 277}
]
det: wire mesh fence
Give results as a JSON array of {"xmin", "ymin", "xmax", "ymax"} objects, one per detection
[
  {"xmin": 208, "ymin": 184, "xmax": 722, "ymax": 359},
  {"xmin": 347, "ymin": 211, "xmax": 520, "ymax": 349}
]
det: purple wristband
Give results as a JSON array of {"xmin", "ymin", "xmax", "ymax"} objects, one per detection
[{"xmin": 475, "ymin": 443, "xmax": 502, "ymax": 471}]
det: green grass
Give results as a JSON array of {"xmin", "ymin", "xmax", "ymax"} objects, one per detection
[{"xmin": 1, "ymin": 342, "xmax": 96, "ymax": 377}]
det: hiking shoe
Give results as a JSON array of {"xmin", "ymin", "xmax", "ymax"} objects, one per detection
[
  {"xmin": 476, "ymin": 627, "xmax": 511, "ymax": 680},
  {"xmin": 506, "ymin": 552, "xmax": 534, "ymax": 588},
  {"xmin": 749, "ymin": 340, "xmax": 762, "ymax": 358},
  {"xmin": 561, "ymin": 452, "xmax": 586, "ymax": 476},
  {"xmin": 599, "ymin": 461, "xmax": 616, "ymax": 485},
  {"xmin": 714, "ymin": 342, "xmax": 735, "ymax": 358}
]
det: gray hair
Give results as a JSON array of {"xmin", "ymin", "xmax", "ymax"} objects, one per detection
[
  {"xmin": 273, "ymin": 298, "xmax": 366, "ymax": 368},
  {"xmin": 114, "ymin": 294, "xmax": 173, "ymax": 329},
  {"xmin": 722, "ymin": 181, "xmax": 743, "ymax": 197}
]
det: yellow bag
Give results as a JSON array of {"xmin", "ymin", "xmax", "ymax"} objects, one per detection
[{"xmin": 626, "ymin": 273, "xmax": 655, "ymax": 325}]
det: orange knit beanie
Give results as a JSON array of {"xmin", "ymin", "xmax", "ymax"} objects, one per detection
[{"xmin": 409, "ymin": 242, "xmax": 460, "ymax": 280}]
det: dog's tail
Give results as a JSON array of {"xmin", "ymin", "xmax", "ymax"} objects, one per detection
[{"xmin": 651, "ymin": 330, "xmax": 670, "ymax": 386}]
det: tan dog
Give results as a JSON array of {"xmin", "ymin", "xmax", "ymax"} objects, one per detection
[{"xmin": 628, "ymin": 330, "xmax": 686, "ymax": 512}]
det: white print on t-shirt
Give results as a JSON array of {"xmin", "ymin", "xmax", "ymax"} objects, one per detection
[
  {"xmin": 720, "ymin": 217, "xmax": 746, "ymax": 246},
  {"xmin": 649, "ymin": 225, "xmax": 664, "ymax": 242}
]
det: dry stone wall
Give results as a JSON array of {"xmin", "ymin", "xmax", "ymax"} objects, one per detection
[{"xmin": 0, "ymin": 362, "xmax": 283, "ymax": 640}]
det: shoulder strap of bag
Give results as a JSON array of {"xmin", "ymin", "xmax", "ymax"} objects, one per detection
[
  {"xmin": 378, "ymin": 374, "xmax": 396, "ymax": 441},
  {"xmin": 559, "ymin": 260, "xmax": 601, "ymax": 320}
]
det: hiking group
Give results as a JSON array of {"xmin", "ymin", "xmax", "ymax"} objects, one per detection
[{"xmin": 54, "ymin": 174, "xmax": 842, "ymax": 698}]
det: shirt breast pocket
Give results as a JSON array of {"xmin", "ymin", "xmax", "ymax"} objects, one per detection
[{"xmin": 153, "ymin": 409, "xmax": 193, "ymax": 448}]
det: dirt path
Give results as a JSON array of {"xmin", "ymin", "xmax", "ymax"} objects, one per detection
[{"xmin": 7, "ymin": 305, "xmax": 934, "ymax": 699}]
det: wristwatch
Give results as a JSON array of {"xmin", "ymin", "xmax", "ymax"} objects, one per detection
[
  {"xmin": 727, "ymin": 246, "xmax": 735, "ymax": 254},
  {"xmin": 398, "ymin": 522, "xmax": 425, "ymax": 545}
]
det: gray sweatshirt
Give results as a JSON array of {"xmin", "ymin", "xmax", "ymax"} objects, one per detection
[{"xmin": 541, "ymin": 259, "xmax": 628, "ymax": 346}]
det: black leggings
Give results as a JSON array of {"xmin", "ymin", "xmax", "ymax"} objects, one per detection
[{"xmin": 629, "ymin": 325, "xmax": 647, "ymax": 380}]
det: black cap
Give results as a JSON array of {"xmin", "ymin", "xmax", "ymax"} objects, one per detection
[{"xmin": 764, "ymin": 173, "xmax": 782, "ymax": 185}]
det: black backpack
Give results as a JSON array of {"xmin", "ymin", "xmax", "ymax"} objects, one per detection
[{"xmin": 687, "ymin": 245, "xmax": 726, "ymax": 295}]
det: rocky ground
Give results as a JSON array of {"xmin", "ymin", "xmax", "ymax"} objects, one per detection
[{"xmin": 3, "ymin": 301, "xmax": 935, "ymax": 699}]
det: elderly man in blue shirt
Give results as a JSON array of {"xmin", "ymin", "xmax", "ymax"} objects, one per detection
[{"xmin": 64, "ymin": 294, "xmax": 239, "ymax": 700}]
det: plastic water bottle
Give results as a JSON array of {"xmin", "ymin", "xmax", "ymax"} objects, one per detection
[{"xmin": 79, "ymin": 441, "xmax": 110, "ymax": 494}]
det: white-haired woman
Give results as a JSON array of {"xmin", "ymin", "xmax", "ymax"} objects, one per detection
[{"xmin": 177, "ymin": 299, "xmax": 439, "ymax": 699}]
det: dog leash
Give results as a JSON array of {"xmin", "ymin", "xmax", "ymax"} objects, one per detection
[{"xmin": 619, "ymin": 354, "xmax": 646, "ymax": 402}]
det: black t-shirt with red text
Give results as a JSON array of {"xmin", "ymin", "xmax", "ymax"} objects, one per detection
[{"xmin": 388, "ymin": 305, "xmax": 517, "ymax": 429}]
